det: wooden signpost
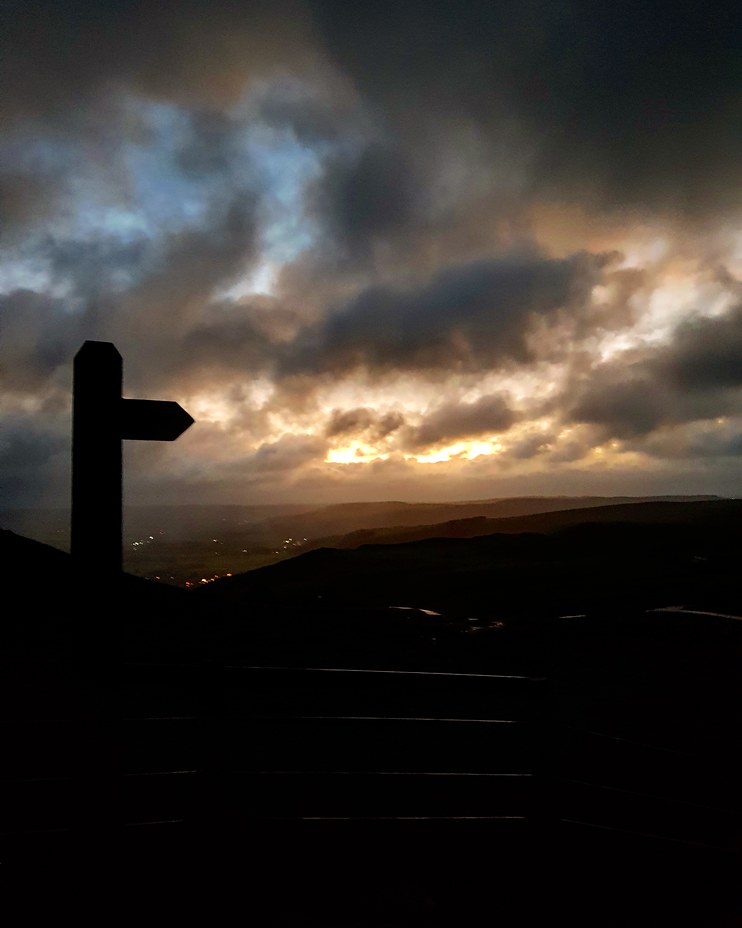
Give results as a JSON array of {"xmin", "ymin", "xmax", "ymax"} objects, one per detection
[{"xmin": 71, "ymin": 341, "xmax": 194, "ymax": 574}]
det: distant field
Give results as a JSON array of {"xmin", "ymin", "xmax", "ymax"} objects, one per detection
[{"xmin": 123, "ymin": 535, "xmax": 300, "ymax": 585}]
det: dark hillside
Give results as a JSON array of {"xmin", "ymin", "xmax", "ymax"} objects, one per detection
[
  {"xmin": 3, "ymin": 526, "xmax": 740, "ymax": 924},
  {"xmin": 0, "ymin": 529, "xmax": 213, "ymax": 667},
  {"xmin": 313, "ymin": 497, "xmax": 742, "ymax": 549},
  {"xmin": 201, "ymin": 514, "xmax": 742, "ymax": 619}
]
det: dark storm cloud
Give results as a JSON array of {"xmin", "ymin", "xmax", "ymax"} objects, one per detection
[
  {"xmin": 42, "ymin": 235, "xmax": 151, "ymax": 295},
  {"xmin": 139, "ymin": 192, "xmax": 258, "ymax": 297},
  {"xmin": 0, "ymin": 416, "xmax": 67, "ymax": 509},
  {"xmin": 285, "ymin": 250, "xmax": 604, "ymax": 376},
  {"xmin": 325, "ymin": 407, "xmax": 376, "ymax": 436},
  {"xmin": 249, "ymin": 433, "xmax": 328, "ymax": 474},
  {"xmin": 1, "ymin": 0, "xmax": 313, "ymax": 122},
  {"xmin": 176, "ymin": 109, "xmax": 240, "ymax": 179},
  {"xmin": 661, "ymin": 304, "xmax": 742, "ymax": 391},
  {"xmin": 257, "ymin": 79, "xmax": 358, "ymax": 145},
  {"xmin": 325, "ymin": 407, "xmax": 405, "ymax": 440},
  {"xmin": 309, "ymin": 0, "xmax": 742, "ymax": 215},
  {"xmin": 0, "ymin": 172, "xmax": 61, "ymax": 237},
  {"xmin": 315, "ymin": 142, "xmax": 420, "ymax": 256},
  {"xmin": 570, "ymin": 373, "xmax": 678, "ymax": 438},
  {"xmin": 505, "ymin": 433, "xmax": 554, "ymax": 461},
  {"xmin": 686, "ymin": 429, "xmax": 742, "ymax": 458},
  {"xmin": 0, "ymin": 417, "xmax": 65, "ymax": 470},
  {"xmin": 568, "ymin": 301, "xmax": 742, "ymax": 438},
  {"xmin": 407, "ymin": 394, "xmax": 516, "ymax": 449},
  {"xmin": 0, "ymin": 289, "xmax": 83, "ymax": 392},
  {"xmin": 178, "ymin": 303, "xmax": 273, "ymax": 376}
]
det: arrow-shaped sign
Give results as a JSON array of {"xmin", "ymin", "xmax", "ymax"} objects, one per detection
[
  {"xmin": 120, "ymin": 399, "xmax": 194, "ymax": 441},
  {"xmin": 71, "ymin": 341, "xmax": 195, "ymax": 574}
]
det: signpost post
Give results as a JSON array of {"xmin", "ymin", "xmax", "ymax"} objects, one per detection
[{"xmin": 71, "ymin": 341, "xmax": 194, "ymax": 574}]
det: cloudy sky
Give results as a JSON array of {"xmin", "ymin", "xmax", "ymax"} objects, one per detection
[{"xmin": 2, "ymin": 0, "xmax": 741, "ymax": 509}]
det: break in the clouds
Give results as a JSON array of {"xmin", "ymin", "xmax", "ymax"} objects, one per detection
[{"xmin": 1, "ymin": 0, "xmax": 741, "ymax": 510}]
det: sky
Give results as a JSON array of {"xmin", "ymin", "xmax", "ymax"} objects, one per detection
[{"xmin": 1, "ymin": 0, "xmax": 741, "ymax": 510}]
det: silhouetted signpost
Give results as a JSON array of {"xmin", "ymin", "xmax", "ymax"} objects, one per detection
[{"xmin": 71, "ymin": 341, "xmax": 194, "ymax": 574}]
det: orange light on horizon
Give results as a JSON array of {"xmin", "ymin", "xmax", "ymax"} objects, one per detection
[
  {"xmin": 410, "ymin": 440, "xmax": 502, "ymax": 464},
  {"xmin": 325, "ymin": 442, "xmax": 390, "ymax": 464}
]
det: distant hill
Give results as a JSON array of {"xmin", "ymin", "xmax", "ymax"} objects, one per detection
[
  {"xmin": 314, "ymin": 498, "xmax": 740, "ymax": 549},
  {"xmin": 201, "ymin": 500, "xmax": 742, "ymax": 620},
  {"xmin": 252, "ymin": 494, "xmax": 722, "ymax": 542}
]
